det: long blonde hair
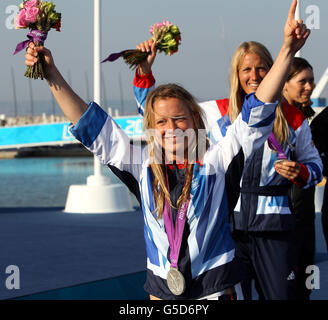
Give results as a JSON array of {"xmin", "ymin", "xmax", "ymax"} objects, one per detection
[
  {"xmin": 143, "ymin": 84, "xmax": 207, "ymax": 219},
  {"xmin": 229, "ymin": 41, "xmax": 290, "ymax": 145}
]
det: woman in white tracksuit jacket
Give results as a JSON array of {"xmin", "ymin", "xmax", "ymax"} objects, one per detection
[{"xmin": 24, "ymin": 0, "xmax": 311, "ymax": 300}]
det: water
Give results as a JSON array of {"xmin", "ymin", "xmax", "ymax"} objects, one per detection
[
  {"xmin": 0, "ymin": 157, "xmax": 122, "ymax": 207},
  {"xmin": 0, "ymin": 99, "xmax": 138, "ymax": 117}
]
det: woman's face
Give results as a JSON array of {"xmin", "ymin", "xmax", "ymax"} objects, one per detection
[
  {"xmin": 283, "ymin": 68, "xmax": 315, "ymax": 106},
  {"xmin": 238, "ymin": 52, "xmax": 270, "ymax": 95},
  {"xmin": 152, "ymin": 97, "xmax": 197, "ymax": 161}
]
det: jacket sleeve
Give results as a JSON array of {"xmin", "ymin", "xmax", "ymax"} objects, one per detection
[
  {"xmin": 133, "ymin": 71, "xmax": 156, "ymax": 116},
  {"xmin": 205, "ymin": 93, "xmax": 277, "ymax": 173},
  {"xmin": 69, "ymin": 102, "xmax": 143, "ymax": 181},
  {"xmin": 311, "ymin": 108, "xmax": 328, "ymax": 177},
  {"xmin": 199, "ymin": 100, "xmax": 226, "ymax": 135},
  {"xmin": 292, "ymin": 120, "xmax": 323, "ymax": 188}
]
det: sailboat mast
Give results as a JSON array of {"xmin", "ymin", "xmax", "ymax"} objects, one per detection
[
  {"xmin": 11, "ymin": 66, "xmax": 18, "ymax": 118},
  {"xmin": 28, "ymin": 79, "xmax": 34, "ymax": 118},
  {"xmin": 118, "ymin": 72, "xmax": 124, "ymax": 115},
  {"xmin": 85, "ymin": 71, "xmax": 90, "ymax": 102}
]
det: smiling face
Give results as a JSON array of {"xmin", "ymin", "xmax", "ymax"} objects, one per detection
[
  {"xmin": 152, "ymin": 97, "xmax": 197, "ymax": 162},
  {"xmin": 238, "ymin": 52, "xmax": 270, "ymax": 94},
  {"xmin": 283, "ymin": 68, "xmax": 315, "ymax": 106}
]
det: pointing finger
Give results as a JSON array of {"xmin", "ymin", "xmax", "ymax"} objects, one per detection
[{"xmin": 288, "ymin": 0, "xmax": 298, "ymax": 22}]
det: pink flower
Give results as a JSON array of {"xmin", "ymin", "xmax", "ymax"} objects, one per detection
[
  {"xmin": 162, "ymin": 20, "xmax": 171, "ymax": 27},
  {"xmin": 150, "ymin": 23, "xmax": 163, "ymax": 35},
  {"xmin": 15, "ymin": 9, "xmax": 28, "ymax": 29},
  {"xmin": 24, "ymin": 0, "xmax": 39, "ymax": 8},
  {"xmin": 149, "ymin": 24, "xmax": 157, "ymax": 35},
  {"xmin": 156, "ymin": 22, "xmax": 164, "ymax": 29},
  {"xmin": 150, "ymin": 21, "xmax": 172, "ymax": 35},
  {"xmin": 25, "ymin": 7, "xmax": 39, "ymax": 23}
]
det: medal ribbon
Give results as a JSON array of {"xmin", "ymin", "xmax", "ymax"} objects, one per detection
[
  {"xmin": 267, "ymin": 132, "xmax": 287, "ymax": 160},
  {"xmin": 163, "ymin": 172, "xmax": 190, "ymax": 269}
]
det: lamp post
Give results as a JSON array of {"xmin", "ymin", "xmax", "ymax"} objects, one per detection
[
  {"xmin": 86, "ymin": 0, "xmax": 109, "ymax": 186},
  {"xmin": 64, "ymin": 0, "xmax": 133, "ymax": 213}
]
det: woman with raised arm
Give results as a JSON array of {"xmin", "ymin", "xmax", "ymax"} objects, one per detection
[
  {"xmin": 25, "ymin": 0, "xmax": 311, "ymax": 300},
  {"xmin": 131, "ymin": 0, "xmax": 321, "ymax": 300}
]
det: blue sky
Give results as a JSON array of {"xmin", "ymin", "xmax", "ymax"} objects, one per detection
[{"xmin": 1, "ymin": 0, "xmax": 328, "ymax": 109}]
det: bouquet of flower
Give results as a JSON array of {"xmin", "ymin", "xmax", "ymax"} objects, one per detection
[
  {"xmin": 13, "ymin": 0, "xmax": 61, "ymax": 80},
  {"xmin": 102, "ymin": 20, "xmax": 181, "ymax": 69}
]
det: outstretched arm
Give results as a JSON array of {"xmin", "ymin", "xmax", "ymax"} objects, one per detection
[
  {"xmin": 25, "ymin": 43, "xmax": 143, "ymax": 179},
  {"xmin": 25, "ymin": 43, "xmax": 88, "ymax": 125},
  {"xmin": 256, "ymin": 0, "xmax": 310, "ymax": 103},
  {"xmin": 210, "ymin": 0, "xmax": 311, "ymax": 172},
  {"xmin": 132, "ymin": 40, "xmax": 157, "ymax": 116}
]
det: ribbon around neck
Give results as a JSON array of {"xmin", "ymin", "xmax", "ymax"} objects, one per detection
[
  {"xmin": 163, "ymin": 171, "xmax": 190, "ymax": 269},
  {"xmin": 13, "ymin": 30, "xmax": 48, "ymax": 55},
  {"xmin": 163, "ymin": 197, "xmax": 189, "ymax": 268}
]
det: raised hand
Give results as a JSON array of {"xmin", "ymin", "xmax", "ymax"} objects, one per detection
[
  {"xmin": 25, "ymin": 42, "xmax": 55, "ymax": 78},
  {"xmin": 136, "ymin": 39, "xmax": 157, "ymax": 75},
  {"xmin": 283, "ymin": 0, "xmax": 311, "ymax": 53},
  {"xmin": 255, "ymin": 0, "xmax": 311, "ymax": 103}
]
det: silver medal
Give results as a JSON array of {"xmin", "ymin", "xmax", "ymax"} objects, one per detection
[{"xmin": 167, "ymin": 267, "xmax": 185, "ymax": 295}]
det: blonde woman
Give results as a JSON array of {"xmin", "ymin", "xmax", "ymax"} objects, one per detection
[
  {"xmin": 217, "ymin": 43, "xmax": 321, "ymax": 298},
  {"xmin": 25, "ymin": 0, "xmax": 312, "ymax": 300},
  {"xmin": 132, "ymin": 0, "xmax": 322, "ymax": 299}
]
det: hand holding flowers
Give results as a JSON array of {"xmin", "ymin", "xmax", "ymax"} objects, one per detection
[
  {"xmin": 14, "ymin": 0, "xmax": 61, "ymax": 80},
  {"xmin": 102, "ymin": 20, "xmax": 181, "ymax": 69}
]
